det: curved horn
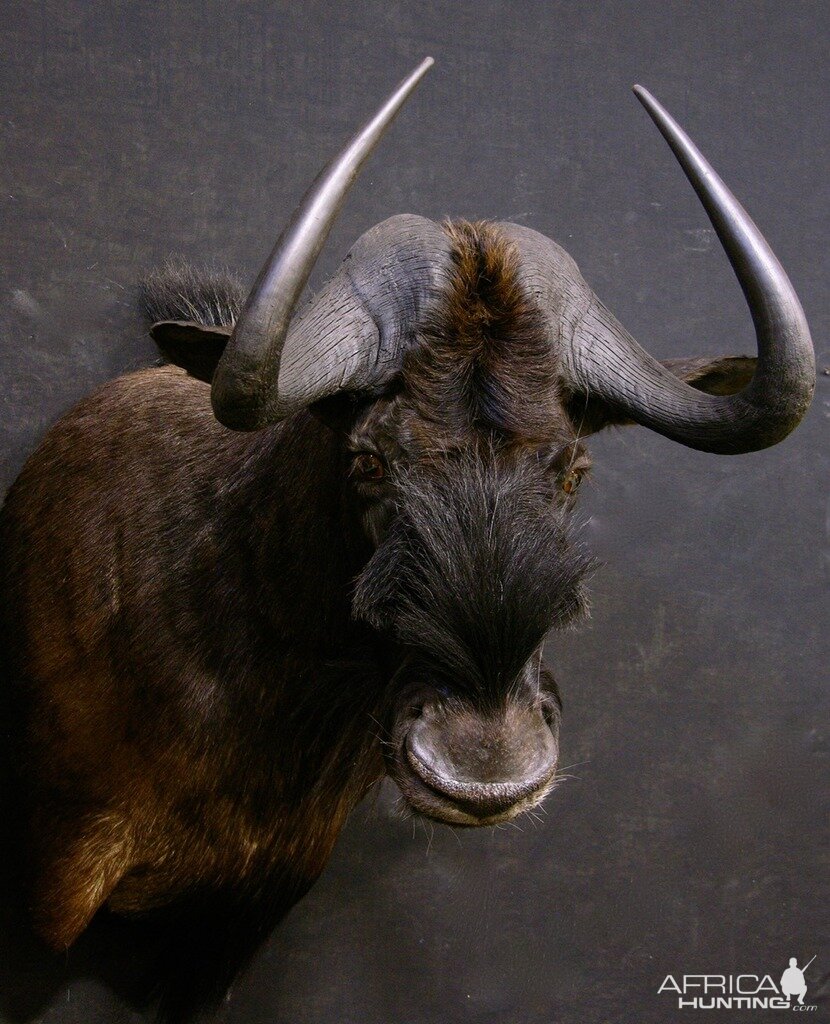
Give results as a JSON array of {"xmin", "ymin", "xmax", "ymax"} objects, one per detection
[
  {"xmin": 566, "ymin": 87, "xmax": 815, "ymax": 453},
  {"xmin": 211, "ymin": 58, "xmax": 434, "ymax": 430}
]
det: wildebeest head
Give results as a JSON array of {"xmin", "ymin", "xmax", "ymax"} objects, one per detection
[
  {"xmin": 151, "ymin": 60, "xmax": 814, "ymax": 825},
  {"xmin": 344, "ymin": 219, "xmax": 596, "ymax": 824}
]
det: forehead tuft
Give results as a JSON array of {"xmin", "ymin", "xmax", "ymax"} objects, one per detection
[{"xmin": 401, "ymin": 220, "xmax": 567, "ymax": 445}]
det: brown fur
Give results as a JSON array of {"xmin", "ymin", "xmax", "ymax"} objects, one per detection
[{"xmin": 0, "ymin": 364, "xmax": 389, "ymax": 1017}]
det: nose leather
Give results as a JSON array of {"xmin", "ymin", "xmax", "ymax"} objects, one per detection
[{"xmin": 405, "ymin": 705, "xmax": 557, "ymax": 817}]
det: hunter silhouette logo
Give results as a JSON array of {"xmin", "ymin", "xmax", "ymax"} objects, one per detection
[
  {"xmin": 781, "ymin": 957, "xmax": 815, "ymax": 1006},
  {"xmin": 658, "ymin": 955, "xmax": 818, "ymax": 1011}
]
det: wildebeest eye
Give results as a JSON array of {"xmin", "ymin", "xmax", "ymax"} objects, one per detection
[
  {"xmin": 561, "ymin": 469, "xmax": 583, "ymax": 495},
  {"xmin": 351, "ymin": 452, "xmax": 385, "ymax": 482}
]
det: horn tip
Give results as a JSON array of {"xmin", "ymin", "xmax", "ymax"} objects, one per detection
[
  {"xmin": 632, "ymin": 84, "xmax": 669, "ymax": 126},
  {"xmin": 397, "ymin": 57, "xmax": 434, "ymax": 95}
]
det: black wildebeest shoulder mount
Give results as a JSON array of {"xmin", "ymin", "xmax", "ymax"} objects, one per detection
[{"xmin": 0, "ymin": 59, "xmax": 814, "ymax": 1023}]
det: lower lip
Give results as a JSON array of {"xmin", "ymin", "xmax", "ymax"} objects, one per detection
[{"xmin": 394, "ymin": 746, "xmax": 549, "ymax": 827}]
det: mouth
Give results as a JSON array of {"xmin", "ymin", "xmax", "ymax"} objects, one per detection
[{"xmin": 389, "ymin": 732, "xmax": 559, "ymax": 827}]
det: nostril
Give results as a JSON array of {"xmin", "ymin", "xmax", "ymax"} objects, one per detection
[
  {"xmin": 404, "ymin": 684, "xmax": 453, "ymax": 719},
  {"xmin": 541, "ymin": 695, "xmax": 560, "ymax": 728}
]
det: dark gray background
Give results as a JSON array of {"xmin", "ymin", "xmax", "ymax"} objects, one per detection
[{"xmin": 1, "ymin": 2, "xmax": 828, "ymax": 1022}]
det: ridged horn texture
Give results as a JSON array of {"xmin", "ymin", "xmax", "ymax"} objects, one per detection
[
  {"xmin": 211, "ymin": 58, "xmax": 439, "ymax": 430},
  {"xmin": 560, "ymin": 86, "xmax": 814, "ymax": 453}
]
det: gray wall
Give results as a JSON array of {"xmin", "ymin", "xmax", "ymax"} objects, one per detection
[{"xmin": 1, "ymin": 2, "xmax": 827, "ymax": 1021}]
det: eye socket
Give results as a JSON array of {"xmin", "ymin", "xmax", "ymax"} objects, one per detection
[
  {"xmin": 561, "ymin": 469, "xmax": 583, "ymax": 495},
  {"xmin": 350, "ymin": 452, "xmax": 385, "ymax": 482}
]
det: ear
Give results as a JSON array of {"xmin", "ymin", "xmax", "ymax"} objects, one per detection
[
  {"xmin": 660, "ymin": 355, "xmax": 757, "ymax": 395},
  {"xmin": 569, "ymin": 355, "xmax": 757, "ymax": 434},
  {"xmin": 150, "ymin": 320, "xmax": 232, "ymax": 384}
]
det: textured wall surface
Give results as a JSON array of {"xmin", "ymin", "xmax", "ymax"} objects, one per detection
[{"xmin": 0, "ymin": 2, "xmax": 827, "ymax": 1021}]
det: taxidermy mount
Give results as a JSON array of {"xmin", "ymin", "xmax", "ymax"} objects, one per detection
[{"xmin": 0, "ymin": 58, "xmax": 814, "ymax": 1021}]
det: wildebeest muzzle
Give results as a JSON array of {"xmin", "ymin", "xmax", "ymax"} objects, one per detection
[{"xmin": 352, "ymin": 454, "xmax": 595, "ymax": 824}]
